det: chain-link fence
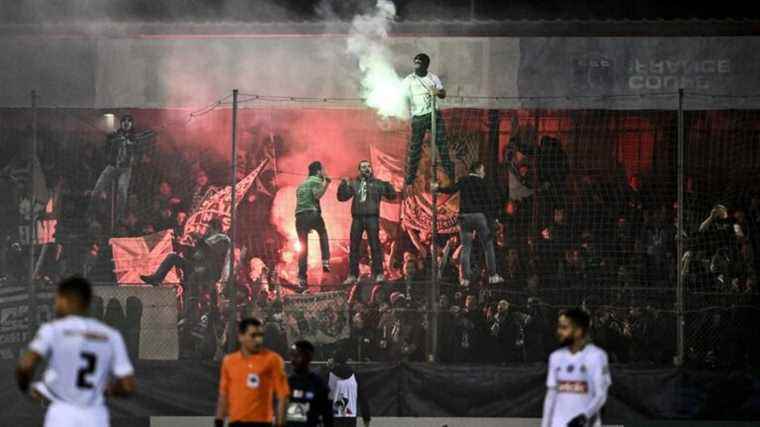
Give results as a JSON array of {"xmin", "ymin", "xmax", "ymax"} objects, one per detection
[
  {"xmin": 681, "ymin": 98, "xmax": 760, "ymax": 369},
  {"xmin": 1, "ymin": 91, "xmax": 759, "ymax": 368}
]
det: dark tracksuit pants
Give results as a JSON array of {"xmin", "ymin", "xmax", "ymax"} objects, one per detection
[
  {"xmin": 295, "ymin": 210, "xmax": 330, "ymax": 280},
  {"xmin": 348, "ymin": 216, "xmax": 383, "ymax": 278},
  {"xmin": 405, "ymin": 111, "xmax": 455, "ymax": 186}
]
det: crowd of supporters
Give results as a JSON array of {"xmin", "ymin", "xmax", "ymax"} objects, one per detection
[{"xmin": 1, "ymin": 117, "xmax": 758, "ymax": 368}]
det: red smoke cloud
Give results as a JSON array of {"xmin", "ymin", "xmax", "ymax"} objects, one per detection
[
  {"xmin": 266, "ymin": 108, "xmax": 404, "ymax": 268},
  {"xmin": 260, "ymin": 107, "xmax": 407, "ymax": 283}
]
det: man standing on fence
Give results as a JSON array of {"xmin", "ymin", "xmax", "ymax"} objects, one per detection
[
  {"xmin": 89, "ymin": 114, "xmax": 154, "ymax": 222},
  {"xmin": 541, "ymin": 308, "xmax": 611, "ymax": 427},
  {"xmin": 402, "ymin": 53, "xmax": 455, "ymax": 188},
  {"xmin": 338, "ymin": 160, "xmax": 396, "ymax": 286},
  {"xmin": 294, "ymin": 161, "xmax": 332, "ymax": 291},
  {"xmin": 432, "ymin": 161, "xmax": 504, "ymax": 287},
  {"xmin": 215, "ymin": 317, "xmax": 290, "ymax": 427}
]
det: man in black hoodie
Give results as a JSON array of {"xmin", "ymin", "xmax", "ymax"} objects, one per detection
[
  {"xmin": 338, "ymin": 160, "xmax": 396, "ymax": 286},
  {"xmin": 90, "ymin": 114, "xmax": 155, "ymax": 222},
  {"xmin": 286, "ymin": 340, "xmax": 333, "ymax": 427},
  {"xmin": 327, "ymin": 351, "xmax": 372, "ymax": 427}
]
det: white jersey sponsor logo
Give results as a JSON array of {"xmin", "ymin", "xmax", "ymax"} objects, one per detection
[{"xmin": 543, "ymin": 344, "xmax": 611, "ymax": 427}]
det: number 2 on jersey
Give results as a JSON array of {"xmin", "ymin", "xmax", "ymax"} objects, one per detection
[{"xmin": 77, "ymin": 352, "xmax": 98, "ymax": 389}]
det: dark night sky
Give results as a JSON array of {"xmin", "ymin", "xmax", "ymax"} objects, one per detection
[{"xmin": 0, "ymin": 0, "xmax": 758, "ymax": 23}]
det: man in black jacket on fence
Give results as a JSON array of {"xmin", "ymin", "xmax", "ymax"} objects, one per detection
[
  {"xmin": 337, "ymin": 160, "xmax": 396, "ymax": 286},
  {"xmin": 433, "ymin": 161, "xmax": 504, "ymax": 287}
]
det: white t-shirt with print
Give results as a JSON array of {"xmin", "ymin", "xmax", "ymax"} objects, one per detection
[
  {"xmin": 328, "ymin": 372, "xmax": 358, "ymax": 418},
  {"xmin": 402, "ymin": 72, "xmax": 444, "ymax": 117}
]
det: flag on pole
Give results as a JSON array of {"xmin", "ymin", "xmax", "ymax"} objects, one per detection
[{"xmin": 180, "ymin": 158, "xmax": 269, "ymax": 245}]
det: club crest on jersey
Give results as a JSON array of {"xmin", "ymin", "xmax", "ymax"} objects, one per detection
[
  {"xmin": 566, "ymin": 364, "xmax": 575, "ymax": 373},
  {"xmin": 246, "ymin": 373, "xmax": 260, "ymax": 389},
  {"xmin": 580, "ymin": 365, "xmax": 587, "ymax": 373}
]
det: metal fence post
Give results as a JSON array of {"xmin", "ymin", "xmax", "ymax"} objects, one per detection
[
  {"xmin": 28, "ymin": 90, "xmax": 38, "ymax": 333},
  {"xmin": 675, "ymin": 88, "xmax": 685, "ymax": 366},
  {"xmin": 228, "ymin": 89, "xmax": 239, "ymax": 351},
  {"xmin": 428, "ymin": 95, "xmax": 439, "ymax": 362}
]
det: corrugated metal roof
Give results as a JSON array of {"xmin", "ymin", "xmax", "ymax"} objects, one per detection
[{"xmin": 1, "ymin": 19, "xmax": 759, "ymax": 38}]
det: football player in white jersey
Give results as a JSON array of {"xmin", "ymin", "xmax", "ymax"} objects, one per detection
[
  {"xmin": 15, "ymin": 276, "xmax": 136, "ymax": 427},
  {"xmin": 541, "ymin": 308, "xmax": 611, "ymax": 427}
]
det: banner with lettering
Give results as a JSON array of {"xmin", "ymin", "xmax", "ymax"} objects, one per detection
[
  {"xmin": 282, "ymin": 291, "xmax": 350, "ymax": 345},
  {"xmin": 0, "ymin": 286, "xmax": 54, "ymax": 359},
  {"xmin": 517, "ymin": 37, "xmax": 760, "ymax": 109}
]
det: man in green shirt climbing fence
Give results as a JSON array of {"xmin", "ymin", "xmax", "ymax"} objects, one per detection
[{"xmin": 295, "ymin": 161, "xmax": 332, "ymax": 291}]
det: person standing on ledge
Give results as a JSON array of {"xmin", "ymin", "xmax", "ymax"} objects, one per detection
[
  {"xmin": 337, "ymin": 160, "xmax": 396, "ymax": 286},
  {"xmin": 432, "ymin": 161, "xmax": 505, "ymax": 287},
  {"xmin": 402, "ymin": 52, "xmax": 455, "ymax": 188},
  {"xmin": 294, "ymin": 161, "xmax": 332, "ymax": 291}
]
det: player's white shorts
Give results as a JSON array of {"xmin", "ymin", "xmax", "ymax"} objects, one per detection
[{"xmin": 44, "ymin": 401, "xmax": 109, "ymax": 427}]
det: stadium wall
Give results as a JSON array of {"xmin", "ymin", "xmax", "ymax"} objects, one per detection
[
  {"xmin": 2, "ymin": 361, "xmax": 758, "ymax": 425},
  {"xmin": 0, "ymin": 35, "xmax": 759, "ymax": 109}
]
